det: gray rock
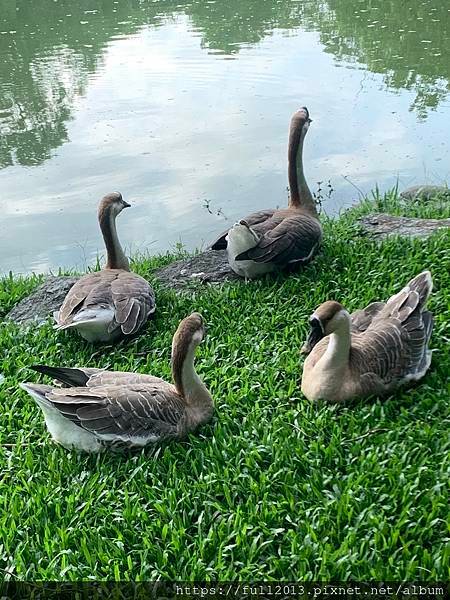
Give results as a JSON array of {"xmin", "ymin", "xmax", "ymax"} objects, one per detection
[
  {"xmin": 6, "ymin": 276, "xmax": 79, "ymax": 325},
  {"xmin": 358, "ymin": 213, "xmax": 450, "ymax": 240},
  {"xmin": 400, "ymin": 185, "xmax": 450, "ymax": 201},
  {"xmin": 154, "ymin": 250, "xmax": 239, "ymax": 289}
]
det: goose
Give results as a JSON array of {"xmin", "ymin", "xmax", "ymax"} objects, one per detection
[
  {"xmin": 300, "ymin": 271, "xmax": 433, "ymax": 403},
  {"xmin": 211, "ymin": 107, "xmax": 322, "ymax": 278},
  {"xmin": 54, "ymin": 192, "xmax": 155, "ymax": 342},
  {"xmin": 20, "ymin": 312, "xmax": 213, "ymax": 452}
]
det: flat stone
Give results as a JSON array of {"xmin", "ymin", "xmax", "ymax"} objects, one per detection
[
  {"xmin": 358, "ymin": 213, "xmax": 450, "ymax": 240},
  {"xmin": 400, "ymin": 185, "xmax": 450, "ymax": 201},
  {"xmin": 154, "ymin": 250, "xmax": 239, "ymax": 289},
  {"xmin": 6, "ymin": 276, "xmax": 79, "ymax": 325}
]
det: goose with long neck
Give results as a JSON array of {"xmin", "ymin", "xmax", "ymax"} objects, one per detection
[
  {"xmin": 301, "ymin": 272, "xmax": 434, "ymax": 403},
  {"xmin": 54, "ymin": 192, "xmax": 155, "ymax": 343},
  {"xmin": 20, "ymin": 313, "xmax": 214, "ymax": 452},
  {"xmin": 210, "ymin": 107, "xmax": 322, "ymax": 278}
]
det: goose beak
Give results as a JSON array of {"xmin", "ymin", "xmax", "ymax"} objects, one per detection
[
  {"xmin": 123, "ymin": 200, "xmax": 131, "ymax": 209},
  {"xmin": 301, "ymin": 319, "xmax": 325, "ymax": 354}
]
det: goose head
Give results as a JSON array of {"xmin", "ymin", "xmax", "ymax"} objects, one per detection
[
  {"xmin": 172, "ymin": 312, "xmax": 206, "ymax": 359},
  {"xmin": 290, "ymin": 106, "xmax": 312, "ymax": 140},
  {"xmin": 301, "ymin": 300, "xmax": 348, "ymax": 354},
  {"xmin": 98, "ymin": 191, "xmax": 131, "ymax": 219}
]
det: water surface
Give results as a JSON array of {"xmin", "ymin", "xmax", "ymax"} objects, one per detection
[{"xmin": 0, "ymin": 0, "xmax": 449, "ymax": 274}]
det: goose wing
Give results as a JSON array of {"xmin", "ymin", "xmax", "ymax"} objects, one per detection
[
  {"xmin": 350, "ymin": 272, "xmax": 433, "ymax": 390},
  {"xmin": 40, "ymin": 383, "xmax": 185, "ymax": 444},
  {"xmin": 351, "ymin": 314, "xmax": 431, "ymax": 393},
  {"xmin": 350, "ymin": 302, "xmax": 386, "ymax": 333},
  {"xmin": 111, "ymin": 272, "xmax": 156, "ymax": 335},
  {"xmin": 235, "ymin": 214, "xmax": 322, "ymax": 265},
  {"xmin": 31, "ymin": 364, "xmax": 167, "ymax": 389},
  {"xmin": 56, "ymin": 271, "xmax": 155, "ymax": 335},
  {"xmin": 350, "ymin": 324, "xmax": 413, "ymax": 390},
  {"xmin": 56, "ymin": 271, "xmax": 117, "ymax": 326},
  {"xmin": 210, "ymin": 209, "xmax": 276, "ymax": 250},
  {"xmin": 86, "ymin": 370, "xmax": 169, "ymax": 389}
]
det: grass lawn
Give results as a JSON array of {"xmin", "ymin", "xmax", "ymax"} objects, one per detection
[{"xmin": 0, "ymin": 191, "xmax": 449, "ymax": 580}]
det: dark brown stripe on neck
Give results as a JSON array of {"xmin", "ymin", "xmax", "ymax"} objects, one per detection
[
  {"xmin": 98, "ymin": 203, "xmax": 129, "ymax": 270},
  {"xmin": 99, "ymin": 206, "xmax": 117, "ymax": 269},
  {"xmin": 171, "ymin": 338, "xmax": 191, "ymax": 397},
  {"xmin": 171, "ymin": 317, "xmax": 202, "ymax": 397},
  {"xmin": 287, "ymin": 122, "xmax": 302, "ymax": 208}
]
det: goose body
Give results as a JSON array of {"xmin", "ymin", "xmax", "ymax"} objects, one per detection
[
  {"xmin": 301, "ymin": 272, "xmax": 433, "ymax": 403},
  {"xmin": 21, "ymin": 313, "xmax": 213, "ymax": 452},
  {"xmin": 211, "ymin": 107, "xmax": 322, "ymax": 278},
  {"xmin": 55, "ymin": 192, "xmax": 155, "ymax": 342}
]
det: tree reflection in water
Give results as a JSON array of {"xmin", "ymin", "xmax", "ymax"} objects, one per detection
[{"xmin": 0, "ymin": 0, "xmax": 448, "ymax": 167}]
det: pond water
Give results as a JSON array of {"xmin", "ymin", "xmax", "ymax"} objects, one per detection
[{"xmin": 0, "ymin": 0, "xmax": 449, "ymax": 274}]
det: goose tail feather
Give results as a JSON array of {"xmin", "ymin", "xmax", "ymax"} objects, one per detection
[
  {"xmin": 406, "ymin": 270, "xmax": 433, "ymax": 305},
  {"xmin": 397, "ymin": 272, "xmax": 434, "ymax": 380},
  {"xmin": 31, "ymin": 365, "xmax": 90, "ymax": 387},
  {"xmin": 20, "ymin": 383, "xmax": 54, "ymax": 408},
  {"xmin": 384, "ymin": 271, "xmax": 433, "ymax": 322},
  {"xmin": 414, "ymin": 310, "xmax": 434, "ymax": 377}
]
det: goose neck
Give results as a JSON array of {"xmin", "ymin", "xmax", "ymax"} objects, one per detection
[
  {"xmin": 99, "ymin": 207, "xmax": 130, "ymax": 271},
  {"xmin": 172, "ymin": 341, "xmax": 213, "ymax": 421},
  {"xmin": 287, "ymin": 128, "xmax": 317, "ymax": 215},
  {"xmin": 322, "ymin": 313, "xmax": 352, "ymax": 372}
]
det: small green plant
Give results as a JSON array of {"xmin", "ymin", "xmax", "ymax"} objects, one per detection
[{"xmin": 313, "ymin": 179, "xmax": 334, "ymax": 213}]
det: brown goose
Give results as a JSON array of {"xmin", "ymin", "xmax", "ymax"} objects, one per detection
[
  {"xmin": 20, "ymin": 313, "xmax": 213, "ymax": 452},
  {"xmin": 300, "ymin": 272, "xmax": 433, "ymax": 403},
  {"xmin": 211, "ymin": 107, "xmax": 322, "ymax": 278},
  {"xmin": 54, "ymin": 192, "xmax": 155, "ymax": 342}
]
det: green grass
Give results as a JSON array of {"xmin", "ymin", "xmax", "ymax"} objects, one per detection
[{"xmin": 0, "ymin": 190, "xmax": 449, "ymax": 581}]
